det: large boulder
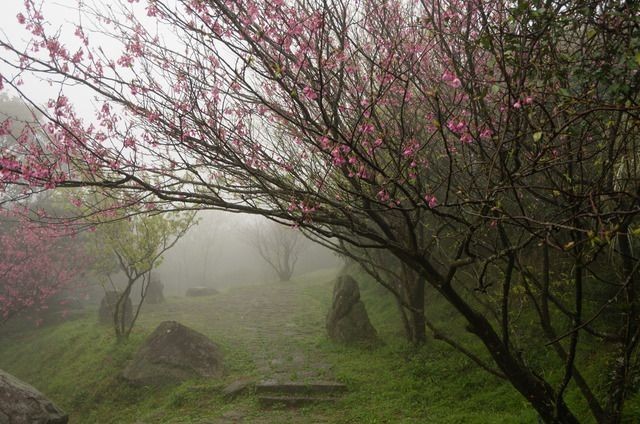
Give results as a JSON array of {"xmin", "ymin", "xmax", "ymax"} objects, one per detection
[
  {"xmin": 98, "ymin": 291, "xmax": 132, "ymax": 326},
  {"xmin": 326, "ymin": 275, "xmax": 378, "ymax": 345},
  {"xmin": 145, "ymin": 277, "xmax": 165, "ymax": 304},
  {"xmin": 122, "ymin": 321, "xmax": 224, "ymax": 386},
  {"xmin": 0, "ymin": 369, "xmax": 68, "ymax": 424}
]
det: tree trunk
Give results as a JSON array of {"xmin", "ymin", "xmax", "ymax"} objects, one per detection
[
  {"xmin": 408, "ymin": 276, "xmax": 427, "ymax": 344},
  {"xmin": 437, "ymin": 283, "xmax": 580, "ymax": 424},
  {"xmin": 603, "ymin": 227, "xmax": 640, "ymax": 423},
  {"xmin": 398, "ymin": 265, "xmax": 427, "ymax": 345},
  {"xmin": 114, "ymin": 282, "xmax": 134, "ymax": 343}
]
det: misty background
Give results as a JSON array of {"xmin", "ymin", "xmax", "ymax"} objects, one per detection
[{"xmin": 96, "ymin": 211, "xmax": 341, "ymax": 299}]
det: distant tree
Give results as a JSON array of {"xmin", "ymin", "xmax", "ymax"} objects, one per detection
[{"xmin": 248, "ymin": 221, "xmax": 303, "ymax": 282}]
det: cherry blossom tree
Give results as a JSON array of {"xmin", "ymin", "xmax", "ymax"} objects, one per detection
[
  {"xmin": 0, "ymin": 0, "xmax": 639, "ymax": 422},
  {"xmin": 0, "ymin": 206, "xmax": 86, "ymax": 326}
]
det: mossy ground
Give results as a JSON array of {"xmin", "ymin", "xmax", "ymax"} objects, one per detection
[{"xmin": 0, "ymin": 267, "xmax": 637, "ymax": 423}]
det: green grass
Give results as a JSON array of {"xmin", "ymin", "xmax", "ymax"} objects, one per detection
[
  {"xmin": 0, "ymin": 267, "xmax": 637, "ymax": 423},
  {"xmin": 297, "ymin": 270, "xmax": 539, "ymax": 423}
]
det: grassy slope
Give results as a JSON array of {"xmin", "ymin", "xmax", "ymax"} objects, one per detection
[{"xmin": 0, "ymin": 268, "xmax": 637, "ymax": 423}]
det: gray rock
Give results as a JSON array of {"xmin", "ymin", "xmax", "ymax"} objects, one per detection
[
  {"xmin": 186, "ymin": 287, "xmax": 219, "ymax": 297},
  {"xmin": 326, "ymin": 276, "xmax": 378, "ymax": 345},
  {"xmin": 0, "ymin": 369, "xmax": 68, "ymax": 424},
  {"xmin": 122, "ymin": 321, "xmax": 223, "ymax": 386},
  {"xmin": 98, "ymin": 291, "xmax": 132, "ymax": 326},
  {"xmin": 222, "ymin": 377, "xmax": 254, "ymax": 399},
  {"xmin": 145, "ymin": 277, "xmax": 165, "ymax": 304}
]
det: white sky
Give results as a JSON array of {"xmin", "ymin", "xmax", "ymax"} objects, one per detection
[
  {"xmin": 1, "ymin": 1, "xmax": 81, "ymax": 103},
  {"xmin": 0, "ymin": 0, "xmax": 153, "ymax": 119},
  {"xmin": 0, "ymin": 0, "xmax": 195, "ymax": 123}
]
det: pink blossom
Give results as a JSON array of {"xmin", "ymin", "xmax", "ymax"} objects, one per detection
[
  {"xmin": 147, "ymin": 5, "xmax": 159, "ymax": 16},
  {"xmin": 353, "ymin": 165, "xmax": 368, "ymax": 179},
  {"xmin": 247, "ymin": 3, "xmax": 259, "ymax": 21},
  {"xmin": 442, "ymin": 71, "xmax": 461, "ymax": 88},
  {"xmin": 117, "ymin": 54, "xmax": 134, "ymax": 67},
  {"xmin": 360, "ymin": 123, "xmax": 375, "ymax": 134},
  {"xmin": 0, "ymin": 119, "xmax": 12, "ymax": 136},
  {"xmin": 16, "ymin": 13, "xmax": 26, "ymax": 24},
  {"xmin": 302, "ymin": 86, "xmax": 317, "ymax": 101},
  {"xmin": 45, "ymin": 39, "xmax": 68, "ymax": 60},
  {"xmin": 0, "ymin": 207, "xmax": 89, "ymax": 325},
  {"xmin": 402, "ymin": 139, "xmax": 420, "ymax": 157},
  {"xmin": 480, "ymin": 128, "xmax": 493, "ymax": 139},
  {"xmin": 319, "ymin": 135, "xmax": 331, "ymax": 150},
  {"xmin": 147, "ymin": 112, "xmax": 160, "ymax": 122},
  {"xmin": 377, "ymin": 189, "xmax": 390, "ymax": 202},
  {"xmin": 513, "ymin": 101, "xmax": 522, "ymax": 109},
  {"xmin": 331, "ymin": 146, "xmax": 346, "ymax": 166},
  {"xmin": 71, "ymin": 49, "xmax": 84, "ymax": 63},
  {"xmin": 447, "ymin": 120, "xmax": 466, "ymax": 134},
  {"xmin": 424, "ymin": 194, "xmax": 438, "ymax": 208}
]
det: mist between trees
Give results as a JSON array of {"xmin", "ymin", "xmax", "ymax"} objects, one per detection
[{"xmin": 154, "ymin": 211, "xmax": 340, "ymax": 295}]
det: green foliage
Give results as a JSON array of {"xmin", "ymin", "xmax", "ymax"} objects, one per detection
[{"xmin": 88, "ymin": 209, "xmax": 196, "ymax": 281}]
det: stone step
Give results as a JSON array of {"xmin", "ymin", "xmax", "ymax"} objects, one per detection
[
  {"xmin": 257, "ymin": 395, "xmax": 340, "ymax": 408},
  {"xmin": 255, "ymin": 381, "xmax": 347, "ymax": 395}
]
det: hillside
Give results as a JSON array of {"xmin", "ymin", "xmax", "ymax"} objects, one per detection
[{"xmin": 0, "ymin": 268, "xmax": 627, "ymax": 423}]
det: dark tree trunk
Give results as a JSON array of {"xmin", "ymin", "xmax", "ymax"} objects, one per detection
[
  {"xmin": 602, "ymin": 227, "xmax": 640, "ymax": 423},
  {"xmin": 408, "ymin": 276, "xmax": 426, "ymax": 344},
  {"xmin": 437, "ymin": 283, "xmax": 580, "ymax": 424},
  {"xmin": 397, "ymin": 265, "xmax": 427, "ymax": 345}
]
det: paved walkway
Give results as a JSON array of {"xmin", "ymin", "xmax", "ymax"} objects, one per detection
[{"xmin": 142, "ymin": 276, "xmax": 339, "ymax": 423}]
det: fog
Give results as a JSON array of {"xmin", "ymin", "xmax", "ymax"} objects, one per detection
[{"xmin": 147, "ymin": 211, "xmax": 339, "ymax": 296}]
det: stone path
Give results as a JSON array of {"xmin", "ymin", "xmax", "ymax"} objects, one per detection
[
  {"xmin": 238, "ymin": 287, "xmax": 335, "ymax": 383},
  {"xmin": 141, "ymin": 275, "xmax": 342, "ymax": 423}
]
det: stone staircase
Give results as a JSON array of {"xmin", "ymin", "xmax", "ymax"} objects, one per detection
[{"xmin": 255, "ymin": 380, "xmax": 347, "ymax": 408}]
